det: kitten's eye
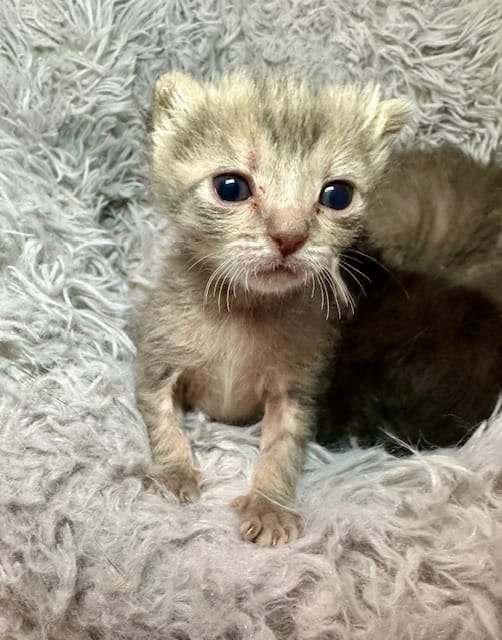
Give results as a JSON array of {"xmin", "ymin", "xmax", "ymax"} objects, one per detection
[
  {"xmin": 213, "ymin": 174, "xmax": 252, "ymax": 202},
  {"xmin": 319, "ymin": 181, "xmax": 354, "ymax": 210}
]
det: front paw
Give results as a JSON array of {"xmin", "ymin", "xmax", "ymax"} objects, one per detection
[
  {"xmin": 158, "ymin": 466, "xmax": 202, "ymax": 503},
  {"xmin": 231, "ymin": 492, "xmax": 304, "ymax": 546}
]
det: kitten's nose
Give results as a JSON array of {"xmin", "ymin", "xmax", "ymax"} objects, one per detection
[{"xmin": 270, "ymin": 231, "xmax": 308, "ymax": 257}]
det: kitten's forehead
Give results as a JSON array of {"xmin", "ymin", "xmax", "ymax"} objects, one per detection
[
  {"xmin": 172, "ymin": 77, "xmax": 331, "ymax": 160},
  {"xmin": 253, "ymin": 79, "xmax": 329, "ymax": 154}
]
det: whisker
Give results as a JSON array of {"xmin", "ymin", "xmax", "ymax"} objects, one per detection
[
  {"xmin": 347, "ymin": 248, "xmax": 390, "ymax": 272},
  {"xmin": 226, "ymin": 267, "xmax": 234, "ymax": 311},
  {"xmin": 231, "ymin": 264, "xmax": 243, "ymax": 298},
  {"xmin": 308, "ymin": 256, "xmax": 335, "ymax": 319},
  {"xmin": 340, "ymin": 253, "xmax": 364, "ymax": 265},
  {"xmin": 243, "ymin": 263, "xmax": 251, "ymax": 294},
  {"xmin": 348, "ymin": 248, "xmax": 410, "ymax": 299},
  {"xmin": 341, "ymin": 272, "xmax": 357, "ymax": 315},
  {"xmin": 203, "ymin": 265, "xmax": 220, "ymax": 304},
  {"xmin": 186, "ymin": 251, "xmax": 219, "ymax": 273},
  {"xmin": 325, "ymin": 270, "xmax": 342, "ymax": 319},
  {"xmin": 340, "ymin": 260, "xmax": 372, "ymax": 284},
  {"xmin": 310, "ymin": 272, "xmax": 316, "ymax": 298},
  {"xmin": 217, "ymin": 259, "xmax": 244, "ymax": 312},
  {"xmin": 216, "ymin": 266, "xmax": 230, "ymax": 313},
  {"xmin": 313, "ymin": 267, "xmax": 331, "ymax": 320},
  {"xmin": 322, "ymin": 268, "xmax": 342, "ymax": 317},
  {"xmin": 204, "ymin": 260, "xmax": 229, "ymax": 308},
  {"xmin": 321, "ymin": 274, "xmax": 331, "ymax": 320},
  {"xmin": 339, "ymin": 261, "xmax": 368, "ymax": 298},
  {"xmin": 315, "ymin": 271, "xmax": 325, "ymax": 313},
  {"xmin": 227, "ymin": 262, "xmax": 245, "ymax": 310},
  {"xmin": 340, "ymin": 278, "xmax": 356, "ymax": 315},
  {"xmin": 323, "ymin": 264, "xmax": 355, "ymax": 317}
]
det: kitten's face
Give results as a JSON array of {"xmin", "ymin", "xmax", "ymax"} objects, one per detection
[{"xmin": 150, "ymin": 73, "xmax": 408, "ymax": 298}]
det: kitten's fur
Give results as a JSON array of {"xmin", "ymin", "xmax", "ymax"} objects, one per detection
[
  {"xmin": 366, "ymin": 145, "xmax": 502, "ymax": 309},
  {"xmin": 135, "ymin": 72, "xmax": 408, "ymax": 546},
  {"xmin": 319, "ymin": 146, "xmax": 502, "ymax": 450}
]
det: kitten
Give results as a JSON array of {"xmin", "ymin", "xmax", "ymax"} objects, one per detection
[
  {"xmin": 318, "ymin": 146, "xmax": 502, "ymax": 450},
  {"xmin": 135, "ymin": 72, "xmax": 408, "ymax": 546}
]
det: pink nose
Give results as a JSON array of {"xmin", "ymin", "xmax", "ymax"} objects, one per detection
[{"xmin": 270, "ymin": 232, "xmax": 308, "ymax": 257}]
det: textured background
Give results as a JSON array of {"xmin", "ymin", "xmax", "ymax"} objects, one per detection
[{"xmin": 1, "ymin": 1, "xmax": 501, "ymax": 638}]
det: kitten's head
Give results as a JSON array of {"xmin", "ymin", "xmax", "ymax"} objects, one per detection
[{"xmin": 150, "ymin": 72, "xmax": 408, "ymax": 298}]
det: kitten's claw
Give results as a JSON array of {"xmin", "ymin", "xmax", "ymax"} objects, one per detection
[
  {"xmin": 231, "ymin": 492, "xmax": 303, "ymax": 547},
  {"xmin": 158, "ymin": 467, "xmax": 202, "ymax": 503},
  {"xmin": 179, "ymin": 490, "xmax": 193, "ymax": 504}
]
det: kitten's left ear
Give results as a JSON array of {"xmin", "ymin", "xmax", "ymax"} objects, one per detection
[{"xmin": 376, "ymin": 98, "xmax": 410, "ymax": 139}]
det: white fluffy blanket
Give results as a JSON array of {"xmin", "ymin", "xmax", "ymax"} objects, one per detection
[{"xmin": 1, "ymin": 1, "xmax": 501, "ymax": 638}]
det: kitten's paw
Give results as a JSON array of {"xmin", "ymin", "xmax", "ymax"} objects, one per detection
[
  {"xmin": 159, "ymin": 467, "xmax": 202, "ymax": 503},
  {"xmin": 231, "ymin": 492, "xmax": 304, "ymax": 546}
]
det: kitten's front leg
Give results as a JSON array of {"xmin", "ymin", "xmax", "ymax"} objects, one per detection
[
  {"xmin": 232, "ymin": 382, "xmax": 311, "ymax": 546},
  {"xmin": 138, "ymin": 370, "xmax": 201, "ymax": 502}
]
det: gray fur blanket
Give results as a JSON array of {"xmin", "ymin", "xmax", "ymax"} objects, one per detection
[{"xmin": 1, "ymin": 1, "xmax": 501, "ymax": 638}]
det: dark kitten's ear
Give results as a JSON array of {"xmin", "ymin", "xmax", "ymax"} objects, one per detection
[
  {"xmin": 376, "ymin": 98, "xmax": 410, "ymax": 139},
  {"xmin": 151, "ymin": 71, "xmax": 204, "ymax": 130}
]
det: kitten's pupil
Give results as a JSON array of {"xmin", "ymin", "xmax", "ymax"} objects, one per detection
[
  {"xmin": 214, "ymin": 174, "xmax": 252, "ymax": 202},
  {"xmin": 320, "ymin": 181, "xmax": 354, "ymax": 210}
]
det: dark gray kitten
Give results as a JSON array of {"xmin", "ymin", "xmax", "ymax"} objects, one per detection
[{"xmin": 319, "ymin": 145, "xmax": 502, "ymax": 450}]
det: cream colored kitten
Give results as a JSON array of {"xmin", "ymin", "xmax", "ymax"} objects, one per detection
[{"xmin": 135, "ymin": 72, "xmax": 408, "ymax": 546}]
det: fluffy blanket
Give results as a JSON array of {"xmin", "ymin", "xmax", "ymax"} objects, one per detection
[{"xmin": 1, "ymin": 1, "xmax": 501, "ymax": 638}]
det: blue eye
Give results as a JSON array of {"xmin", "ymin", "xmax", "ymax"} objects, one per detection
[
  {"xmin": 213, "ymin": 174, "xmax": 252, "ymax": 202},
  {"xmin": 319, "ymin": 181, "xmax": 354, "ymax": 210}
]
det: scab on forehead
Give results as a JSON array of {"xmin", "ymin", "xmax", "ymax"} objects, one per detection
[{"xmin": 248, "ymin": 149, "xmax": 260, "ymax": 171}]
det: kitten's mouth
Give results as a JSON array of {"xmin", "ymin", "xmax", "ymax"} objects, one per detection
[
  {"xmin": 254, "ymin": 263, "xmax": 298, "ymax": 276},
  {"xmin": 247, "ymin": 258, "xmax": 307, "ymax": 294},
  {"xmin": 253, "ymin": 256, "xmax": 306, "ymax": 278}
]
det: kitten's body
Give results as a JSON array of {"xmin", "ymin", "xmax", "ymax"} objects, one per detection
[
  {"xmin": 136, "ymin": 72, "xmax": 407, "ymax": 545},
  {"xmin": 319, "ymin": 146, "xmax": 502, "ymax": 449}
]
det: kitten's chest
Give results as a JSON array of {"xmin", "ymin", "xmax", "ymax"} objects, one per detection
[{"xmin": 182, "ymin": 309, "xmax": 327, "ymax": 424}]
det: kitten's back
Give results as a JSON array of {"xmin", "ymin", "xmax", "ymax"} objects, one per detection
[{"xmin": 366, "ymin": 145, "xmax": 502, "ymax": 307}]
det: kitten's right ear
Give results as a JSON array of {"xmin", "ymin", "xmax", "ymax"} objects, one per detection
[
  {"xmin": 150, "ymin": 71, "xmax": 204, "ymax": 130},
  {"xmin": 377, "ymin": 98, "xmax": 411, "ymax": 139}
]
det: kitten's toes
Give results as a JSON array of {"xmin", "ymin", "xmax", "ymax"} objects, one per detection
[
  {"xmin": 231, "ymin": 492, "xmax": 303, "ymax": 546},
  {"xmin": 158, "ymin": 467, "xmax": 202, "ymax": 503}
]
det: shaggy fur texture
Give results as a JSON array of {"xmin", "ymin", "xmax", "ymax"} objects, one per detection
[{"xmin": 0, "ymin": 1, "xmax": 501, "ymax": 638}]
